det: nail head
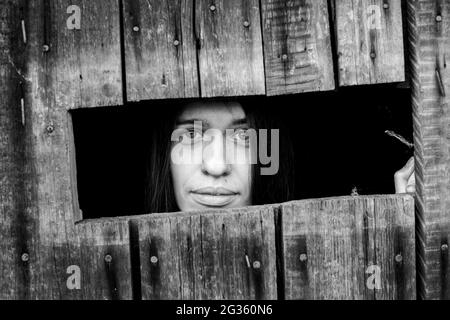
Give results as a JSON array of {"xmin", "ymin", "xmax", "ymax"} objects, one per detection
[
  {"xmin": 436, "ymin": 15, "xmax": 442, "ymax": 22},
  {"xmin": 21, "ymin": 253, "xmax": 29, "ymax": 262},
  {"xmin": 133, "ymin": 25, "xmax": 140, "ymax": 32},
  {"xmin": 395, "ymin": 254, "xmax": 403, "ymax": 263},
  {"xmin": 243, "ymin": 21, "xmax": 250, "ymax": 27},
  {"xmin": 46, "ymin": 125, "xmax": 54, "ymax": 134},
  {"xmin": 442, "ymin": 244, "xmax": 449, "ymax": 251},
  {"xmin": 173, "ymin": 39, "xmax": 180, "ymax": 46},
  {"xmin": 281, "ymin": 54, "xmax": 288, "ymax": 61},
  {"xmin": 253, "ymin": 261, "xmax": 261, "ymax": 269},
  {"xmin": 42, "ymin": 44, "xmax": 50, "ymax": 52},
  {"xmin": 104, "ymin": 254, "xmax": 113, "ymax": 263},
  {"xmin": 210, "ymin": 4, "xmax": 216, "ymax": 11},
  {"xmin": 150, "ymin": 256, "xmax": 158, "ymax": 264},
  {"xmin": 299, "ymin": 253, "xmax": 308, "ymax": 262},
  {"xmin": 370, "ymin": 52, "xmax": 377, "ymax": 59},
  {"xmin": 383, "ymin": 3, "xmax": 389, "ymax": 9}
]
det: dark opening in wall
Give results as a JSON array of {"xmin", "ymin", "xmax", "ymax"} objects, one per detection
[{"xmin": 71, "ymin": 84, "xmax": 413, "ymax": 220}]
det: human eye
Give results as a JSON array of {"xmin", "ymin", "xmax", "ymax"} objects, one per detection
[
  {"xmin": 229, "ymin": 128, "xmax": 250, "ymax": 146},
  {"xmin": 180, "ymin": 128, "xmax": 203, "ymax": 145}
]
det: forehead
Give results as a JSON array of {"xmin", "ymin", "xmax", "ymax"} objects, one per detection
[{"xmin": 177, "ymin": 101, "xmax": 246, "ymax": 127}]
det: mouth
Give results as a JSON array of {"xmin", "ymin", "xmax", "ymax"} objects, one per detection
[{"xmin": 190, "ymin": 187, "xmax": 239, "ymax": 207}]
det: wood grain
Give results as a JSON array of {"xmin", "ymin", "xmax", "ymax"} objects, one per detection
[
  {"xmin": 195, "ymin": 0, "xmax": 265, "ymax": 97},
  {"xmin": 123, "ymin": 0, "xmax": 199, "ymax": 101},
  {"xmin": 336, "ymin": 0, "xmax": 405, "ymax": 86},
  {"xmin": 136, "ymin": 206, "xmax": 277, "ymax": 300},
  {"xmin": 408, "ymin": 0, "xmax": 450, "ymax": 300},
  {"xmin": 261, "ymin": 0, "xmax": 335, "ymax": 95},
  {"xmin": 281, "ymin": 195, "xmax": 415, "ymax": 300},
  {"xmin": 40, "ymin": 0, "xmax": 123, "ymax": 109}
]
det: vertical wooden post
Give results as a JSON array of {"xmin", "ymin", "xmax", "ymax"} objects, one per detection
[
  {"xmin": 0, "ymin": 0, "xmax": 34, "ymax": 299},
  {"xmin": 408, "ymin": 0, "xmax": 450, "ymax": 300}
]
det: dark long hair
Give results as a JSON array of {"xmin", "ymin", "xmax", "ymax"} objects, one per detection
[{"xmin": 144, "ymin": 97, "xmax": 295, "ymax": 213}]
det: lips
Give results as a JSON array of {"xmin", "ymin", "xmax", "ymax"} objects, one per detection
[{"xmin": 190, "ymin": 187, "xmax": 239, "ymax": 207}]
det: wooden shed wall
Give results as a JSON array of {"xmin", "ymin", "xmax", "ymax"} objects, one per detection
[{"xmin": 3, "ymin": 0, "xmax": 449, "ymax": 300}]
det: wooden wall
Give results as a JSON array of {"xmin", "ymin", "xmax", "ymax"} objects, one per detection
[{"xmin": 0, "ymin": 0, "xmax": 424, "ymax": 300}]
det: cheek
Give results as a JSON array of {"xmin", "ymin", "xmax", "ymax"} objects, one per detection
[{"xmin": 233, "ymin": 163, "xmax": 252, "ymax": 193}]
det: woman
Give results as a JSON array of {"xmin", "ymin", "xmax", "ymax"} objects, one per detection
[{"xmin": 145, "ymin": 99, "xmax": 415, "ymax": 213}]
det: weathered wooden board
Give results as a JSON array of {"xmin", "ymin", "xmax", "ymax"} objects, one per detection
[
  {"xmin": 261, "ymin": 0, "xmax": 335, "ymax": 95},
  {"xmin": 136, "ymin": 206, "xmax": 278, "ymax": 300},
  {"xmin": 408, "ymin": 0, "xmax": 450, "ymax": 300},
  {"xmin": 123, "ymin": 0, "xmax": 199, "ymax": 101},
  {"xmin": 282, "ymin": 195, "xmax": 415, "ymax": 300},
  {"xmin": 0, "ymin": 0, "xmax": 131, "ymax": 299},
  {"xmin": 336, "ymin": 0, "xmax": 405, "ymax": 86},
  {"xmin": 39, "ymin": 0, "xmax": 122, "ymax": 109},
  {"xmin": 0, "ymin": 0, "xmax": 31, "ymax": 299},
  {"xmin": 76, "ymin": 219, "xmax": 132, "ymax": 300},
  {"xmin": 195, "ymin": 0, "xmax": 265, "ymax": 97}
]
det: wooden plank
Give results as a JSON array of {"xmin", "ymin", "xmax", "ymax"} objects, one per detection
[
  {"xmin": 261, "ymin": 0, "xmax": 335, "ymax": 95},
  {"xmin": 136, "ymin": 206, "xmax": 277, "ymax": 300},
  {"xmin": 195, "ymin": 0, "xmax": 265, "ymax": 97},
  {"xmin": 76, "ymin": 220, "xmax": 132, "ymax": 300},
  {"xmin": 0, "ymin": 0, "xmax": 32, "ymax": 299},
  {"xmin": 282, "ymin": 195, "xmax": 415, "ymax": 300},
  {"xmin": 123, "ymin": 0, "xmax": 199, "ymax": 101},
  {"xmin": 336, "ymin": 0, "xmax": 405, "ymax": 86},
  {"xmin": 407, "ymin": 0, "xmax": 450, "ymax": 300},
  {"xmin": 41, "ymin": 0, "xmax": 122, "ymax": 109}
]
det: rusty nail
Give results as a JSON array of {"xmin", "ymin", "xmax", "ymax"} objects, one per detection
[
  {"xmin": 436, "ymin": 15, "xmax": 442, "ymax": 22},
  {"xmin": 299, "ymin": 253, "xmax": 308, "ymax": 262},
  {"xmin": 442, "ymin": 244, "xmax": 449, "ymax": 251},
  {"xmin": 42, "ymin": 44, "xmax": 50, "ymax": 52},
  {"xmin": 395, "ymin": 254, "xmax": 403, "ymax": 263},
  {"xmin": 133, "ymin": 25, "xmax": 140, "ymax": 32},
  {"xmin": 150, "ymin": 256, "xmax": 158, "ymax": 264},
  {"xmin": 21, "ymin": 253, "xmax": 29, "ymax": 262},
  {"xmin": 104, "ymin": 254, "xmax": 113, "ymax": 263},
  {"xmin": 210, "ymin": 4, "xmax": 216, "ymax": 11},
  {"xmin": 243, "ymin": 21, "xmax": 250, "ymax": 27}
]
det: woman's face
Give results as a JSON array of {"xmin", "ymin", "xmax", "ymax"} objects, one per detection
[{"xmin": 170, "ymin": 101, "xmax": 253, "ymax": 211}]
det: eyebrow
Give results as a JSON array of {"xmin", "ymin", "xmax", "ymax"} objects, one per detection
[{"xmin": 175, "ymin": 117, "xmax": 248, "ymax": 127}]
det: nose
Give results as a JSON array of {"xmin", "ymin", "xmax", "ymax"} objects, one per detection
[{"xmin": 201, "ymin": 131, "xmax": 231, "ymax": 177}]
